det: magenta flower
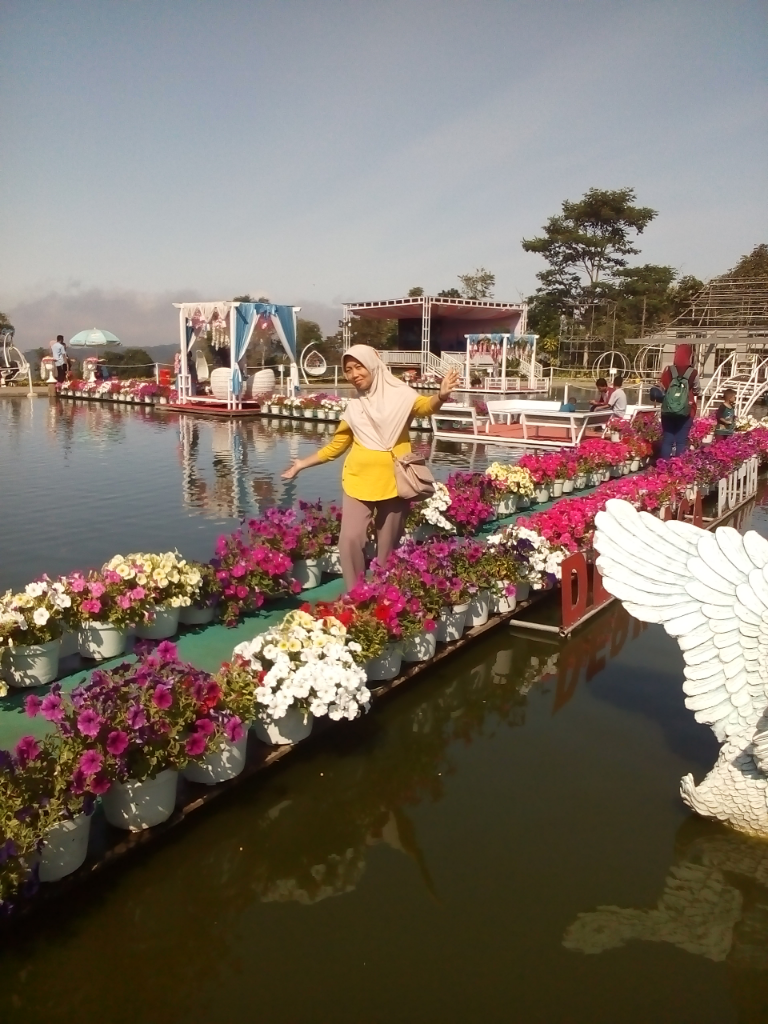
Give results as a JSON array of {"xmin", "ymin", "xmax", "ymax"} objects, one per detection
[
  {"xmin": 126, "ymin": 704, "xmax": 147, "ymax": 729},
  {"xmin": 156, "ymin": 641, "xmax": 177, "ymax": 661},
  {"xmin": 89, "ymin": 581, "xmax": 106, "ymax": 598},
  {"xmin": 152, "ymin": 684, "xmax": 173, "ymax": 710},
  {"xmin": 185, "ymin": 732, "xmax": 207, "ymax": 757},
  {"xmin": 90, "ymin": 774, "xmax": 111, "ymax": 796},
  {"xmin": 40, "ymin": 693, "xmax": 64, "ymax": 723},
  {"xmin": 15, "ymin": 735, "xmax": 40, "ymax": 765},
  {"xmin": 193, "ymin": 718, "xmax": 215, "ymax": 736},
  {"xmin": 106, "ymin": 729, "xmax": 129, "ymax": 755},
  {"xmin": 117, "ymin": 594, "xmax": 132, "ymax": 609},
  {"xmin": 24, "ymin": 694, "xmax": 42, "ymax": 718},
  {"xmin": 130, "ymin": 587, "xmax": 146, "ymax": 600},
  {"xmin": 79, "ymin": 749, "xmax": 103, "ymax": 777},
  {"xmin": 77, "ymin": 709, "xmax": 103, "ymax": 738},
  {"xmin": 224, "ymin": 716, "xmax": 245, "ymax": 743}
]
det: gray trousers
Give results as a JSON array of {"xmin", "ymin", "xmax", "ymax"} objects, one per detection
[{"xmin": 339, "ymin": 493, "xmax": 409, "ymax": 590}]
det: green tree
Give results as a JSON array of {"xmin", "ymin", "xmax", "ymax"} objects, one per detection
[
  {"xmin": 0, "ymin": 311, "xmax": 13, "ymax": 331},
  {"xmin": 341, "ymin": 316, "xmax": 398, "ymax": 349},
  {"xmin": 437, "ymin": 287, "xmax": 462, "ymax": 298},
  {"xmin": 523, "ymin": 187, "xmax": 657, "ymax": 298},
  {"xmin": 407, "ymin": 286, "xmax": 424, "ymax": 297},
  {"xmin": 723, "ymin": 243, "xmax": 768, "ymax": 280},
  {"xmin": 106, "ymin": 347, "xmax": 155, "ymax": 379},
  {"xmin": 458, "ymin": 268, "xmax": 495, "ymax": 299}
]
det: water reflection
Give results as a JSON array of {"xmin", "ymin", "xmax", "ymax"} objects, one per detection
[
  {"xmin": 565, "ymin": 820, "xmax": 768, "ymax": 970},
  {"xmin": 0, "ymin": 602, "xmax": 651, "ymax": 1024}
]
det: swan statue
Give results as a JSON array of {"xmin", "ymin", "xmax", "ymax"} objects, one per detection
[{"xmin": 593, "ymin": 498, "xmax": 768, "ymax": 837}]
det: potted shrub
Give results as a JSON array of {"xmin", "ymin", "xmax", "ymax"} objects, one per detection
[
  {"xmin": 0, "ymin": 580, "xmax": 68, "ymax": 688},
  {"xmin": 124, "ymin": 551, "xmax": 203, "ymax": 639},
  {"xmin": 67, "ymin": 564, "xmax": 152, "ymax": 660},
  {"xmin": 247, "ymin": 507, "xmax": 329, "ymax": 590},
  {"xmin": 232, "ymin": 609, "xmax": 370, "ymax": 745},
  {"xmin": 179, "ymin": 562, "xmax": 221, "ymax": 625},
  {"xmin": 298, "ymin": 500, "xmax": 343, "ymax": 575},
  {"xmin": 211, "ymin": 525, "xmax": 297, "ymax": 627},
  {"xmin": 55, "ymin": 642, "xmax": 224, "ymax": 830}
]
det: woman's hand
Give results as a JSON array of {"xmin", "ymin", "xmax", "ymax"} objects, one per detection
[
  {"xmin": 281, "ymin": 459, "xmax": 303, "ymax": 480},
  {"xmin": 439, "ymin": 367, "xmax": 461, "ymax": 401}
]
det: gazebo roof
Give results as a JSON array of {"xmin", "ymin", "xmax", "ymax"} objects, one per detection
[{"xmin": 344, "ymin": 295, "xmax": 525, "ymax": 321}]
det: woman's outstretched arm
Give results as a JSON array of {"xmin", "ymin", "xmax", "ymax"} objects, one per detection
[{"xmin": 282, "ymin": 421, "xmax": 353, "ymax": 480}]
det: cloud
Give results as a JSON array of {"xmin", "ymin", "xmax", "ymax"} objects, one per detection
[{"xmin": 5, "ymin": 288, "xmax": 343, "ymax": 349}]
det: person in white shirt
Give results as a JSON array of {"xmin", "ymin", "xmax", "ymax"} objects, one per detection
[
  {"xmin": 607, "ymin": 375, "xmax": 628, "ymax": 418},
  {"xmin": 50, "ymin": 336, "xmax": 68, "ymax": 383}
]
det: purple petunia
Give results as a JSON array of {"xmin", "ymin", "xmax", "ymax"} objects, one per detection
[
  {"xmin": 90, "ymin": 774, "xmax": 111, "ymax": 796},
  {"xmin": 14, "ymin": 736, "xmax": 40, "ymax": 765},
  {"xmin": 77, "ymin": 709, "xmax": 103, "ymax": 738},
  {"xmin": 152, "ymin": 685, "xmax": 173, "ymax": 710},
  {"xmin": 24, "ymin": 694, "xmax": 42, "ymax": 718},
  {"xmin": 79, "ymin": 749, "xmax": 103, "ymax": 778},
  {"xmin": 126, "ymin": 704, "xmax": 147, "ymax": 730},
  {"xmin": 40, "ymin": 694, "xmax": 64, "ymax": 723},
  {"xmin": 193, "ymin": 718, "xmax": 215, "ymax": 737},
  {"xmin": 156, "ymin": 640, "xmax": 178, "ymax": 661},
  {"xmin": 106, "ymin": 730, "xmax": 129, "ymax": 756},
  {"xmin": 224, "ymin": 716, "xmax": 245, "ymax": 743},
  {"xmin": 184, "ymin": 732, "xmax": 207, "ymax": 757}
]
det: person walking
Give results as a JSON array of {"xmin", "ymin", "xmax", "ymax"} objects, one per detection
[
  {"xmin": 659, "ymin": 344, "xmax": 701, "ymax": 458},
  {"xmin": 282, "ymin": 344, "xmax": 460, "ymax": 589},
  {"xmin": 50, "ymin": 335, "xmax": 68, "ymax": 383}
]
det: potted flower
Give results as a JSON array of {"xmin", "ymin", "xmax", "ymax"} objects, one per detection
[
  {"xmin": 232, "ymin": 609, "xmax": 370, "ymax": 745},
  {"xmin": 179, "ymin": 562, "xmax": 222, "ymax": 625},
  {"xmin": 298, "ymin": 500, "xmax": 343, "ymax": 575},
  {"xmin": 116, "ymin": 551, "xmax": 202, "ymax": 639},
  {"xmin": 211, "ymin": 526, "xmax": 297, "ymax": 627},
  {"xmin": 409, "ymin": 481, "xmax": 455, "ymax": 538},
  {"xmin": 247, "ymin": 507, "xmax": 329, "ymax": 589},
  {"xmin": 0, "ymin": 580, "xmax": 67, "ymax": 688},
  {"xmin": 483, "ymin": 463, "xmax": 535, "ymax": 514},
  {"xmin": 54, "ymin": 643, "xmax": 224, "ymax": 830},
  {"xmin": 67, "ymin": 564, "xmax": 151, "ymax": 660}
]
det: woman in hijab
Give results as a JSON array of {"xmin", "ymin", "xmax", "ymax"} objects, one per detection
[
  {"xmin": 282, "ymin": 345, "xmax": 460, "ymax": 588},
  {"xmin": 659, "ymin": 343, "xmax": 702, "ymax": 458}
]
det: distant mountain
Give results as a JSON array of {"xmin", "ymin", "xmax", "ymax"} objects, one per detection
[{"xmin": 24, "ymin": 342, "xmax": 180, "ymax": 368}]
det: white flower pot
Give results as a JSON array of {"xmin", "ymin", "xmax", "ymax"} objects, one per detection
[
  {"xmin": 466, "ymin": 590, "xmax": 490, "ymax": 627},
  {"xmin": 59, "ymin": 628, "xmax": 79, "ymax": 659},
  {"xmin": 365, "ymin": 644, "xmax": 403, "ymax": 681},
  {"xmin": 518, "ymin": 496, "xmax": 531, "ymax": 509},
  {"xmin": 609, "ymin": 466, "xmax": 622, "ymax": 478},
  {"xmin": 515, "ymin": 581, "xmax": 531, "ymax": 602},
  {"xmin": 622, "ymin": 461, "xmax": 632, "ymax": 475},
  {"xmin": 562, "ymin": 479, "xmax": 574, "ymax": 493},
  {"xmin": 159, "ymin": 396, "xmax": 168, "ymax": 405},
  {"xmin": 178, "ymin": 603, "xmax": 216, "ymax": 625},
  {"xmin": 316, "ymin": 409, "xmax": 327, "ymax": 419},
  {"xmin": 402, "ymin": 629, "xmax": 437, "ymax": 663},
  {"xmin": 252, "ymin": 707, "xmax": 313, "ymax": 746},
  {"xmin": 704, "ymin": 433, "xmax": 714, "ymax": 444},
  {"xmin": 574, "ymin": 474, "xmax": 587, "ymax": 490},
  {"xmin": 490, "ymin": 586, "xmax": 517, "ymax": 615},
  {"xmin": 292, "ymin": 558, "xmax": 322, "ymax": 590},
  {"xmin": 2, "ymin": 639, "xmax": 60, "ymax": 688},
  {"xmin": 39, "ymin": 813, "xmax": 91, "ymax": 882},
  {"xmin": 610, "ymin": 431, "xmax": 621, "ymax": 442},
  {"xmin": 552, "ymin": 481, "xmax": 564, "ymax": 497},
  {"xmin": 436, "ymin": 603, "xmax": 469, "ymax": 642},
  {"xmin": 135, "ymin": 604, "xmax": 180, "ymax": 640},
  {"xmin": 497, "ymin": 495, "xmax": 519, "ymax": 516},
  {"xmin": 630, "ymin": 459, "xmax": 640, "ymax": 472},
  {"xmin": 78, "ymin": 621, "xmax": 128, "ymax": 660},
  {"xmin": 182, "ymin": 733, "xmax": 248, "ymax": 785},
  {"xmin": 535, "ymin": 487, "xmax": 550, "ymax": 504},
  {"xmin": 319, "ymin": 548, "xmax": 342, "ymax": 574},
  {"xmin": 102, "ymin": 769, "xmax": 178, "ymax": 831}
]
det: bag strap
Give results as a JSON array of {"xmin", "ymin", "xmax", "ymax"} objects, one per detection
[
  {"xmin": 670, "ymin": 366, "xmax": 679, "ymax": 380},
  {"xmin": 683, "ymin": 367, "xmax": 693, "ymax": 381}
]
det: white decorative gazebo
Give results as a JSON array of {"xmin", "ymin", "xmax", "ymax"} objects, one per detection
[{"xmin": 173, "ymin": 301, "xmax": 301, "ymax": 409}]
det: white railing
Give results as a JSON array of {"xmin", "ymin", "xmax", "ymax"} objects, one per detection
[
  {"xmin": 378, "ymin": 351, "xmax": 422, "ymax": 365},
  {"xmin": 702, "ymin": 354, "xmax": 768, "ymax": 417},
  {"xmin": 701, "ymin": 352, "xmax": 737, "ymax": 413}
]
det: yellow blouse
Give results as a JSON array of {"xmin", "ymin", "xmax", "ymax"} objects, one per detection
[{"xmin": 317, "ymin": 395, "xmax": 434, "ymax": 501}]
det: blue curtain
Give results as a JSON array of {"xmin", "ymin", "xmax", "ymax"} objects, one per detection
[{"xmin": 231, "ymin": 302, "xmax": 296, "ymax": 396}]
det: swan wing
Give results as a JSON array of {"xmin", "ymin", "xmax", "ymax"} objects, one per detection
[{"xmin": 594, "ymin": 500, "xmax": 768, "ymax": 743}]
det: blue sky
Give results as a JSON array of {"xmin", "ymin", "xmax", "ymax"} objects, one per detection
[{"xmin": 1, "ymin": 0, "xmax": 766, "ymax": 344}]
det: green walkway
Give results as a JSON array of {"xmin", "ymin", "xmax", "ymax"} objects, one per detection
[{"xmin": 0, "ymin": 477, "xmax": 610, "ymax": 751}]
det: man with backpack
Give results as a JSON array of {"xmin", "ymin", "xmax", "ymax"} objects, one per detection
[{"xmin": 658, "ymin": 345, "xmax": 701, "ymax": 458}]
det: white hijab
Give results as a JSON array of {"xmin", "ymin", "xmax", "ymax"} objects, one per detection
[{"xmin": 342, "ymin": 345, "xmax": 418, "ymax": 450}]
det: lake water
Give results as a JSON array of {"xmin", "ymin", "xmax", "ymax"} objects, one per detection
[{"xmin": 2, "ymin": 397, "xmax": 768, "ymax": 1023}]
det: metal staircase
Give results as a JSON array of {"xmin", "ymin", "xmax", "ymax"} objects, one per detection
[{"xmin": 701, "ymin": 352, "xmax": 768, "ymax": 418}]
